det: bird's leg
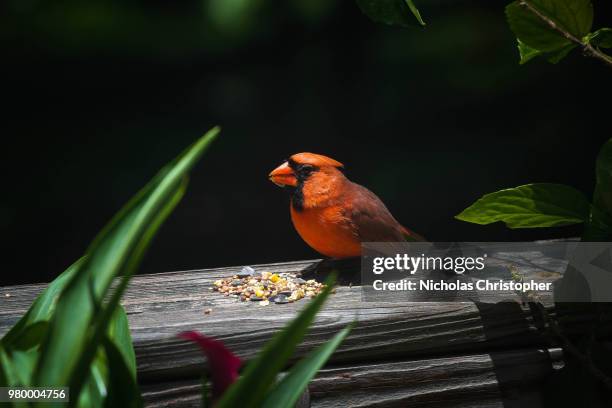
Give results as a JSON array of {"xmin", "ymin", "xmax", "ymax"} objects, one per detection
[{"xmin": 299, "ymin": 257, "xmax": 361, "ymax": 286}]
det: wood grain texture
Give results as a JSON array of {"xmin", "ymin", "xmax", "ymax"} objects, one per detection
[
  {"xmin": 1, "ymin": 255, "xmax": 609, "ymax": 407},
  {"xmin": 1, "ymin": 259, "xmax": 608, "ymax": 382},
  {"xmin": 140, "ymin": 348, "xmax": 563, "ymax": 408},
  {"xmin": 0, "ymin": 261, "xmax": 551, "ymax": 378}
]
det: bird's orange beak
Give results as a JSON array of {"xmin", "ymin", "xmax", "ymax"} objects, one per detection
[{"xmin": 268, "ymin": 161, "xmax": 297, "ymax": 187}]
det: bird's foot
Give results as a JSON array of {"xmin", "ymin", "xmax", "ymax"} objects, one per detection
[{"xmin": 299, "ymin": 257, "xmax": 361, "ymax": 286}]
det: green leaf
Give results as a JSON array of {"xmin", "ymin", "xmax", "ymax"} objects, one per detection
[
  {"xmin": 0, "ymin": 344, "xmax": 18, "ymax": 387},
  {"xmin": 0, "ymin": 322, "xmax": 48, "ymax": 389},
  {"xmin": 261, "ymin": 323, "xmax": 353, "ymax": 408},
  {"xmin": 6, "ymin": 321, "xmax": 48, "ymax": 352},
  {"xmin": 216, "ymin": 274, "xmax": 337, "ymax": 408},
  {"xmin": 76, "ymin": 354, "xmax": 108, "ymax": 408},
  {"xmin": 75, "ymin": 304, "xmax": 140, "ymax": 408},
  {"xmin": 1, "ymin": 258, "xmax": 83, "ymax": 347},
  {"xmin": 455, "ymin": 183, "xmax": 591, "ymax": 228},
  {"xmin": 70, "ymin": 180, "xmax": 186, "ymax": 407},
  {"xmin": 356, "ymin": 0, "xmax": 425, "ymax": 27},
  {"xmin": 506, "ymin": 0, "xmax": 592, "ymax": 62},
  {"xmin": 102, "ymin": 336, "xmax": 143, "ymax": 408},
  {"xmin": 0, "ymin": 346, "xmax": 35, "ymax": 408},
  {"xmin": 545, "ymin": 43, "xmax": 576, "ymax": 63},
  {"xmin": 517, "ymin": 38, "xmax": 575, "ymax": 64},
  {"xmin": 33, "ymin": 127, "xmax": 219, "ymax": 395},
  {"xmin": 0, "ymin": 347, "xmax": 29, "ymax": 408},
  {"xmin": 10, "ymin": 349, "xmax": 39, "ymax": 386},
  {"xmin": 518, "ymin": 39, "xmax": 543, "ymax": 63},
  {"xmin": 584, "ymin": 28, "xmax": 612, "ymax": 48},
  {"xmin": 106, "ymin": 305, "xmax": 137, "ymax": 377},
  {"xmin": 404, "ymin": 0, "xmax": 425, "ymax": 27}
]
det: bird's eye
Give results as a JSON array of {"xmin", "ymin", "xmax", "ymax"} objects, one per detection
[{"xmin": 297, "ymin": 164, "xmax": 314, "ymax": 177}]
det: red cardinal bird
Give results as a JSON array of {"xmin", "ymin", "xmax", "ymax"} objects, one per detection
[{"xmin": 269, "ymin": 153, "xmax": 423, "ymax": 258}]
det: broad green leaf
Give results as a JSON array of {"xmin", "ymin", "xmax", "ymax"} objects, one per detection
[
  {"xmin": 584, "ymin": 28, "xmax": 612, "ymax": 48},
  {"xmin": 216, "ymin": 274, "xmax": 337, "ymax": 408},
  {"xmin": 506, "ymin": 0, "xmax": 593, "ymax": 60},
  {"xmin": 545, "ymin": 43, "xmax": 576, "ymax": 63},
  {"xmin": 518, "ymin": 39, "xmax": 543, "ymax": 63},
  {"xmin": 261, "ymin": 323, "xmax": 353, "ymax": 408},
  {"xmin": 517, "ymin": 38, "xmax": 575, "ymax": 64},
  {"xmin": 455, "ymin": 183, "xmax": 590, "ymax": 228},
  {"xmin": 33, "ymin": 127, "xmax": 219, "ymax": 394},
  {"xmin": 356, "ymin": 0, "xmax": 425, "ymax": 27},
  {"xmin": 506, "ymin": 2, "xmax": 567, "ymax": 53}
]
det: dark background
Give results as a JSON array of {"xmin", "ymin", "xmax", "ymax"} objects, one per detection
[{"xmin": 2, "ymin": 0, "xmax": 611, "ymax": 286}]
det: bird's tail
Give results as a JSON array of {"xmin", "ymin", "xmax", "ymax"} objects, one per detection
[{"xmin": 401, "ymin": 225, "xmax": 426, "ymax": 242}]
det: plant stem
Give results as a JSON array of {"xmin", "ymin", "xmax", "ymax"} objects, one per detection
[
  {"xmin": 531, "ymin": 302, "xmax": 612, "ymax": 391},
  {"xmin": 519, "ymin": 0, "xmax": 612, "ymax": 68}
]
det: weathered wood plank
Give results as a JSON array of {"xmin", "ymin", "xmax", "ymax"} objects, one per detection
[
  {"xmin": 0, "ymin": 260, "xmax": 609, "ymax": 383},
  {"xmin": 140, "ymin": 348, "xmax": 562, "ymax": 408}
]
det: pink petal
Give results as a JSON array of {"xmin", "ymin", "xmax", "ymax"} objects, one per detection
[{"xmin": 179, "ymin": 331, "xmax": 242, "ymax": 398}]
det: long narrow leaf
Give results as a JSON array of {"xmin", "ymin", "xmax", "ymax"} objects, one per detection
[
  {"xmin": 1, "ymin": 258, "xmax": 83, "ymax": 347},
  {"xmin": 69, "ymin": 180, "xmax": 186, "ymax": 402},
  {"xmin": 75, "ymin": 353, "xmax": 108, "ymax": 408},
  {"xmin": 106, "ymin": 305, "xmax": 137, "ymax": 376},
  {"xmin": 0, "ymin": 345, "xmax": 29, "ymax": 408},
  {"xmin": 216, "ymin": 273, "xmax": 337, "ymax": 408},
  {"xmin": 102, "ymin": 336, "xmax": 143, "ymax": 408},
  {"xmin": 261, "ymin": 323, "xmax": 352, "ymax": 408},
  {"xmin": 6, "ymin": 321, "xmax": 48, "ymax": 352},
  {"xmin": 75, "ymin": 304, "xmax": 138, "ymax": 408},
  {"xmin": 0, "ymin": 344, "xmax": 17, "ymax": 387},
  {"xmin": 34, "ymin": 127, "xmax": 219, "ymax": 392}
]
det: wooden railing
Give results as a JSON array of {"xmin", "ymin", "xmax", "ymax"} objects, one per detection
[{"xmin": 2, "ymin": 258, "xmax": 610, "ymax": 407}]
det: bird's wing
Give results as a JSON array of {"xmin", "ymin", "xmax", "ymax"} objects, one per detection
[{"xmin": 344, "ymin": 183, "xmax": 408, "ymax": 242}]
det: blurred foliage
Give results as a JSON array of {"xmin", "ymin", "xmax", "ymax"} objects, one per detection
[
  {"xmin": 2, "ymin": 0, "xmax": 342, "ymax": 56},
  {"xmin": 0, "ymin": 128, "xmax": 220, "ymax": 407},
  {"xmin": 0, "ymin": 125, "xmax": 351, "ymax": 408},
  {"xmin": 357, "ymin": 0, "xmax": 425, "ymax": 27}
]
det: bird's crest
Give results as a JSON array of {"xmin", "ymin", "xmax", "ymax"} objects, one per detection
[{"xmin": 289, "ymin": 153, "xmax": 344, "ymax": 169}]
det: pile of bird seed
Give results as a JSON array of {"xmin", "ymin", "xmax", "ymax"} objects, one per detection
[{"xmin": 212, "ymin": 266, "xmax": 326, "ymax": 306}]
